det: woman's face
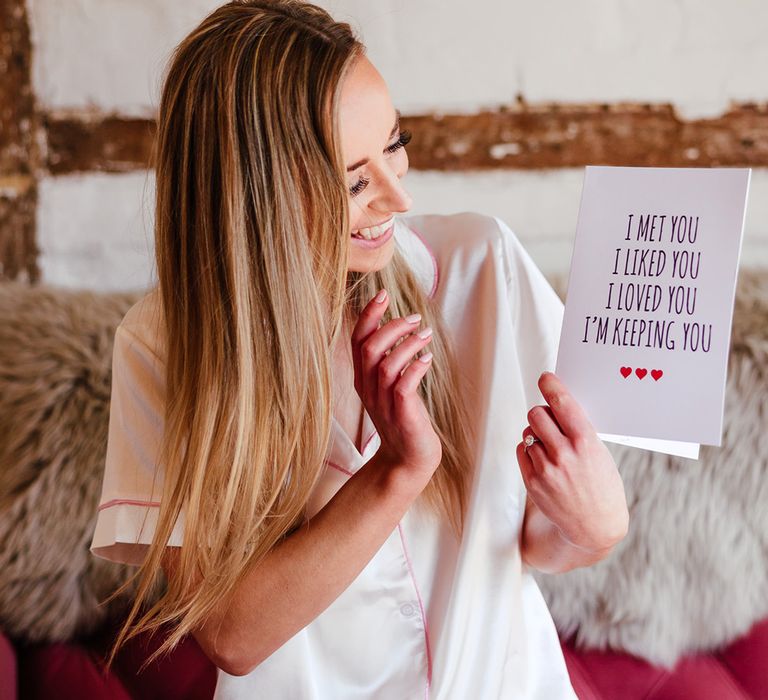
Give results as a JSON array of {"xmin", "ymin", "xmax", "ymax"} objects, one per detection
[{"xmin": 339, "ymin": 56, "xmax": 413, "ymax": 273}]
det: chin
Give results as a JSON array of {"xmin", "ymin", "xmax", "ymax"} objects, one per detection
[{"xmin": 348, "ymin": 240, "xmax": 395, "ymax": 273}]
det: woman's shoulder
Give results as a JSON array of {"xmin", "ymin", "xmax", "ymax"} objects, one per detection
[
  {"xmin": 401, "ymin": 210, "xmax": 521, "ymax": 259},
  {"xmin": 399, "ymin": 211, "xmax": 529, "ymax": 295},
  {"xmin": 116, "ymin": 285, "xmax": 166, "ymax": 364}
]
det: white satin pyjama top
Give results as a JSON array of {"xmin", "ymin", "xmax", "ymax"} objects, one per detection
[{"xmin": 91, "ymin": 211, "xmax": 579, "ymax": 700}]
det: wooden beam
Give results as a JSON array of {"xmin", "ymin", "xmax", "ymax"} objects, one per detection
[
  {"xmin": 38, "ymin": 101, "xmax": 768, "ymax": 175},
  {"xmin": 0, "ymin": 0, "xmax": 40, "ymax": 283},
  {"xmin": 402, "ymin": 101, "xmax": 768, "ymax": 170},
  {"xmin": 0, "ymin": 177, "xmax": 38, "ymax": 283},
  {"xmin": 44, "ymin": 114, "xmax": 157, "ymax": 175}
]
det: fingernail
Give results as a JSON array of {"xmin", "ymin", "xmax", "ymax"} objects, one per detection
[
  {"xmin": 374, "ymin": 289, "xmax": 387, "ymax": 303},
  {"xmin": 416, "ymin": 326, "xmax": 433, "ymax": 339},
  {"xmin": 418, "ymin": 352, "xmax": 433, "ymax": 364},
  {"xmin": 405, "ymin": 313, "xmax": 422, "ymax": 324}
]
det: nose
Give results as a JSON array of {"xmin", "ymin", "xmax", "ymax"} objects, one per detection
[{"xmin": 373, "ymin": 160, "xmax": 413, "ymax": 214}]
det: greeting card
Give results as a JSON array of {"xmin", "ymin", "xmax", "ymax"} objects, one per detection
[{"xmin": 555, "ymin": 166, "xmax": 751, "ymax": 458}]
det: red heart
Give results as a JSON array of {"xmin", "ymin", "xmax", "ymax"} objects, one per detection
[
  {"xmin": 620, "ymin": 366, "xmax": 632, "ymax": 378},
  {"xmin": 651, "ymin": 369, "xmax": 663, "ymax": 381},
  {"xmin": 635, "ymin": 368, "xmax": 647, "ymax": 379}
]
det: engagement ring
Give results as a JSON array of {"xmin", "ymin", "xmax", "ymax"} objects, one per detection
[{"xmin": 524, "ymin": 434, "xmax": 540, "ymax": 450}]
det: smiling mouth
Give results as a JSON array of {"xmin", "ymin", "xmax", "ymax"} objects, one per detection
[{"xmin": 351, "ymin": 216, "xmax": 395, "ymax": 240}]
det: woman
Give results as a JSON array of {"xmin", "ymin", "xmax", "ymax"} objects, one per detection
[{"xmin": 90, "ymin": 1, "xmax": 629, "ymax": 697}]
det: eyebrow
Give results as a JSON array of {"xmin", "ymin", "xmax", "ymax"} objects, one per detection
[{"xmin": 346, "ymin": 109, "xmax": 401, "ymax": 172}]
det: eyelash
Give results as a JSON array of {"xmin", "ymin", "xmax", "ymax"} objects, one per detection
[{"xmin": 349, "ymin": 129, "xmax": 412, "ymax": 197}]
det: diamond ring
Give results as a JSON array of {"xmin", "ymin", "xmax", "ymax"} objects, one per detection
[{"xmin": 524, "ymin": 434, "xmax": 540, "ymax": 449}]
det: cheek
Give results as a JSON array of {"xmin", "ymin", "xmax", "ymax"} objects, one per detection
[
  {"xmin": 401, "ymin": 149, "xmax": 409, "ymax": 168},
  {"xmin": 347, "ymin": 152, "xmax": 410, "ymax": 234},
  {"xmin": 348, "ymin": 201, "xmax": 370, "ymax": 234}
]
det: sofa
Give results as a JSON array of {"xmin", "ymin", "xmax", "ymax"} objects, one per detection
[{"xmin": 0, "ymin": 269, "xmax": 766, "ymax": 699}]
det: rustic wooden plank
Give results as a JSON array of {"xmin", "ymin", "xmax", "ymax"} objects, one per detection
[
  {"xmin": 39, "ymin": 102, "xmax": 768, "ymax": 174},
  {"xmin": 0, "ymin": 0, "xmax": 39, "ymax": 283},
  {"xmin": 0, "ymin": 177, "xmax": 39, "ymax": 283},
  {"xmin": 44, "ymin": 114, "xmax": 157, "ymax": 174},
  {"xmin": 0, "ymin": 0, "xmax": 35, "ymax": 174},
  {"xmin": 402, "ymin": 101, "xmax": 768, "ymax": 170}
]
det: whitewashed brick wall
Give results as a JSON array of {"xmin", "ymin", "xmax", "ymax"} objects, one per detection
[{"xmin": 26, "ymin": 0, "xmax": 768, "ymax": 291}]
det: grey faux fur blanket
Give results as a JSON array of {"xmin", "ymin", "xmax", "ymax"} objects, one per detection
[
  {"xmin": 0, "ymin": 282, "xmax": 149, "ymax": 642},
  {"xmin": 0, "ymin": 270, "xmax": 766, "ymax": 668}
]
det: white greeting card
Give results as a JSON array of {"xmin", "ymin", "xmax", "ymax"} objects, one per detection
[{"xmin": 555, "ymin": 166, "xmax": 751, "ymax": 458}]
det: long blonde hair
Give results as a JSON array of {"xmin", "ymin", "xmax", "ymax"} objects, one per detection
[{"xmin": 103, "ymin": 0, "xmax": 476, "ymax": 670}]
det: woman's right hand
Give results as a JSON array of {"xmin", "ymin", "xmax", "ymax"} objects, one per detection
[{"xmin": 350, "ymin": 289, "xmax": 443, "ymax": 487}]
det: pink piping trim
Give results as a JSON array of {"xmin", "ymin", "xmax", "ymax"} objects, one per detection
[
  {"xmin": 397, "ymin": 522, "xmax": 433, "ymax": 698},
  {"xmin": 98, "ymin": 498, "xmax": 160, "ymax": 511},
  {"xmin": 360, "ymin": 429, "xmax": 377, "ymax": 456},
  {"xmin": 103, "ymin": 450, "xmax": 379, "ymax": 509},
  {"xmin": 406, "ymin": 224, "xmax": 440, "ymax": 299},
  {"xmin": 325, "ymin": 460, "xmax": 354, "ymax": 476},
  {"xmin": 324, "ymin": 428, "xmax": 379, "ymax": 475}
]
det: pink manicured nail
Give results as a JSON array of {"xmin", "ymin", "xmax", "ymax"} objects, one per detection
[
  {"xmin": 417, "ymin": 326, "xmax": 433, "ymax": 339},
  {"xmin": 374, "ymin": 289, "xmax": 387, "ymax": 303},
  {"xmin": 405, "ymin": 313, "xmax": 421, "ymax": 324},
  {"xmin": 418, "ymin": 352, "xmax": 433, "ymax": 364}
]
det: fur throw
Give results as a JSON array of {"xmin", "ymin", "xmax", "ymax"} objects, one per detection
[
  {"xmin": 0, "ymin": 281, "xmax": 154, "ymax": 642},
  {"xmin": 0, "ymin": 269, "xmax": 766, "ymax": 664},
  {"xmin": 535, "ymin": 267, "xmax": 768, "ymax": 668}
]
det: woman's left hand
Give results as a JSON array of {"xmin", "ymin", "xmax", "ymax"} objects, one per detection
[{"xmin": 515, "ymin": 371, "xmax": 630, "ymax": 553}]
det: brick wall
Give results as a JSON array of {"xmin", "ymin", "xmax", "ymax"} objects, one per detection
[{"xmin": 2, "ymin": 0, "xmax": 767, "ymax": 290}]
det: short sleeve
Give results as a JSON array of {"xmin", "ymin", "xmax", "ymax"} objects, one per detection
[
  {"xmin": 89, "ymin": 323, "xmax": 184, "ymax": 566},
  {"xmin": 494, "ymin": 215, "xmax": 565, "ymax": 412}
]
